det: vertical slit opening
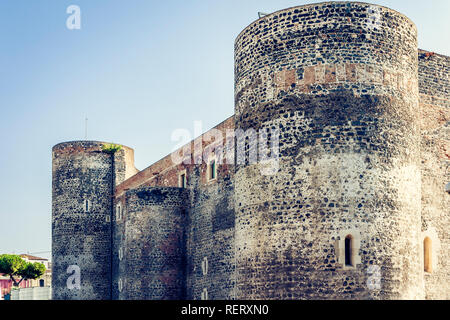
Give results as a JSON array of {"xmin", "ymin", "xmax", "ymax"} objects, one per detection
[{"xmin": 345, "ymin": 235, "xmax": 353, "ymax": 266}]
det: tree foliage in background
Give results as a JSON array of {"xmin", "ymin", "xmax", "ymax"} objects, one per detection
[{"xmin": 0, "ymin": 254, "xmax": 46, "ymax": 286}]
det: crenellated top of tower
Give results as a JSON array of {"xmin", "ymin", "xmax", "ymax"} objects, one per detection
[
  {"xmin": 53, "ymin": 140, "xmax": 132, "ymax": 153},
  {"xmin": 235, "ymin": 1, "xmax": 416, "ymax": 46},
  {"xmin": 234, "ymin": 0, "xmax": 419, "ymax": 115},
  {"xmin": 52, "ymin": 140, "xmax": 139, "ymax": 186}
]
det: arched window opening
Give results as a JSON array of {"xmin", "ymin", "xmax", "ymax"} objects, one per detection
[
  {"xmin": 208, "ymin": 159, "xmax": 217, "ymax": 181},
  {"xmin": 119, "ymin": 247, "xmax": 123, "ymax": 261},
  {"xmin": 201, "ymin": 257, "xmax": 208, "ymax": 276},
  {"xmin": 84, "ymin": 199, "xmax": 91, "ymax": 213},
  {"xmin": 345, "ymin": 235, "xmax": 353, "ymax": 266},
  {"xmin": 424, "ymin": 237, "xmax": 432, "ymax": 273},
  {"xmin": 118, "ymin": 278, "xmax": 123, "ymax": 292},
  {"xmin": 116, "ymin": 203, "xmax": 122, "ymax": 221}
]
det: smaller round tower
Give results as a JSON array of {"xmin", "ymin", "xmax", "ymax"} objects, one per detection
[{"xmin": 52, "ymin": 141, "xmax": 135, "ymax": 300}]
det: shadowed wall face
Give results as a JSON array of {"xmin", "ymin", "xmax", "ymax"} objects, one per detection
[
  {"xmin": 184, "ymin": 164, "xmax": 236, "ymax": 300},
  {"xmin": 418, "ymin": 51, "xmax": 450, "ymax": 300},
  {"xmin": 234, "ymin": 2, "xmax": 422, "ymax": 299},
  {"xmin": 112, "ymin": 187, "xmax": 187, "ymax": 300}
]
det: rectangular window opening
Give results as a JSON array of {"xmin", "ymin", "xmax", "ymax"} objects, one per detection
[
  {"xmin": 345, "ymin": 237, "xmax": 352, "ymax": 266},
  {"xmin": 180, "ymin": 173, "xmax": 186, "ymax": 188},
  {"xmin": 116, "ymin": 204, "xmax": 122, "ymax": 221}
]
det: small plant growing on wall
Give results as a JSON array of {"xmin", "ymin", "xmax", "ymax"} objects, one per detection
[{"xmin": 101, "ymin": 143, "xmax": 122, "ymax": 154}]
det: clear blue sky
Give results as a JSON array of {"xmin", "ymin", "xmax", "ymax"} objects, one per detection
[{"xmin": 0, "ymin": 0, "xmax": 448, "ymax": 260}]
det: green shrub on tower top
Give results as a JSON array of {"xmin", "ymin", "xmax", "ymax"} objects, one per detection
[{"xmin": 101, "ymin": 143, "xmax": 122, "ymax": 154}]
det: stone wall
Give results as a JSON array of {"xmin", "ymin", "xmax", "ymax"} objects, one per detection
[
  {"xmin": 112, "ymin": 187, "xmax": 187, "ymax": 300},
  {"xmin": 185, "ymin": 161, "xmax": 236, "ymax": 300},
  {"xmin": 418, "ymin": 50, "xmax": 450, "ymax": 300},
  {"xmin": 113, "ymin": 117, "xmax": 236, "ymax": 300}
]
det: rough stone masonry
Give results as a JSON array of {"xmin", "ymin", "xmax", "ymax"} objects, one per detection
[{"xmin": 52, "ymin": 2, "xmax": 449, "ymax": 300}]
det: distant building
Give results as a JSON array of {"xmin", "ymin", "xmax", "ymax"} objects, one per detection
[{"xmin": 20, "ymin": 254, "xmax": 52, "ymax": 288}]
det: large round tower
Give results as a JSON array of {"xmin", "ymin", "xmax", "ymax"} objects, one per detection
[
  {"xmin": 52, "ymin": 141, "xmax": 135, "ymax": 300},
  {"xmin": 234, "ymin": 2, "xmax": 422, "ymax": 299}
]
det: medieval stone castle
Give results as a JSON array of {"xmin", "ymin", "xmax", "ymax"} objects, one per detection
[{"xmin": 52, "ymin": 2, "xmax": 449, "ymax": 300}]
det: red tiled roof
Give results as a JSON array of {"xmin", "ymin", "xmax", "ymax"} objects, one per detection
[{"xmin": 19, "ymin": 254, "xmax": 48, "ymax": 261}]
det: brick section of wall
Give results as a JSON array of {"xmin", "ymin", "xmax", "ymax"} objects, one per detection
[
  {"xmin": 234, "ymin": 2, "xmax": 422, "ymax": 299},
  {"xmin": 115, "ymin": 116, "xmax": 234, "ymax": 197},
  {"xmin": 113, "ymin": 187, "xmax": 187, "ymax": 300},
  {"xmin": 418, "ymin": 50, "xmax": 450, "ymax": 300},
  {"xmin": 272, "ymin": 63, "xmax": 416, "ymax": 95}
]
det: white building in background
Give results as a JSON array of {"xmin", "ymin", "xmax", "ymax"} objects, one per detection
[{"xmin": 19, "ymin": 254, "xmax": 52, "ymax": 288}]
